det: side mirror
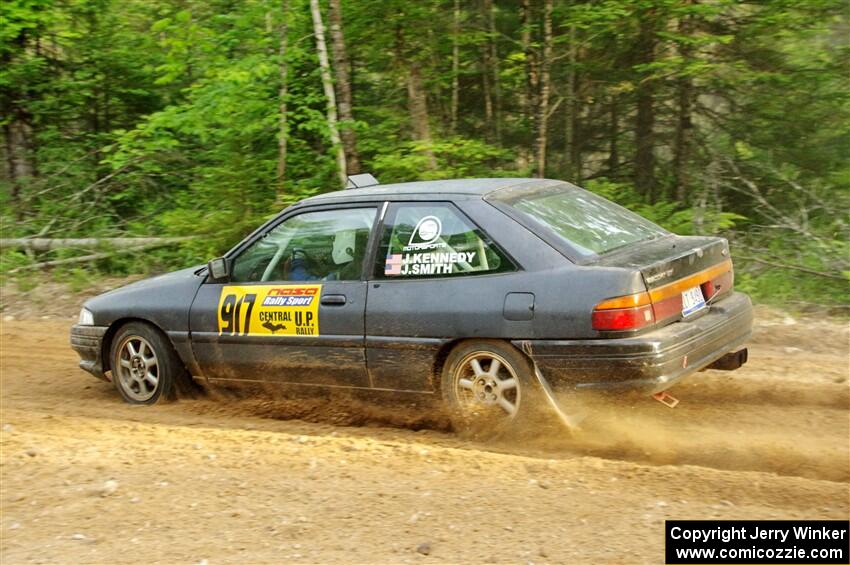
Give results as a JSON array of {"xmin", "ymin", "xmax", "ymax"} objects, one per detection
[{"xmin": 207, "ymin": 257, "xmax": 230, "ymax": 282}]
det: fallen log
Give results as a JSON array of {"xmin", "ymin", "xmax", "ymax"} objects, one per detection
[
  {"xmin": 0, "ymin": 237, "xmax": 194, "ymax": 252},
  {"xmin": 5, "ymin": 239, "xmax": 197, "ymax": 274},
  {"xmin": 735, "ymin": 254, "xmax": 846, "ymax": 281}
]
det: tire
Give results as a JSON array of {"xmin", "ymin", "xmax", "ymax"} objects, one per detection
[
  {"xmin": 109, "ymin": 322, "xmax": 188, "ymax": 405},
  {"xmin": 440, "ymin": 340, "xmax": 541, "ymax": 437}
]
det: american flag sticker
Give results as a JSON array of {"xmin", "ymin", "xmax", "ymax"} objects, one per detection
[{"xmin": 385, "ymin": 254, "xmax": 403, "ymax": 276}]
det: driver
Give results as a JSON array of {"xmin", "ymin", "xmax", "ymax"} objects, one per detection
[
  {"xmin": 287, "ymin": 248, "xmax": 314, "ymax": 281},
  {"xmin": 288, "ymin": 229, "xmax": 369, "ymax": 281}
]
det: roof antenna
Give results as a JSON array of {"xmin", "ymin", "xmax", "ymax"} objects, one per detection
[{"xmin": 345, "ymin": 173, "xmax": 380, "ymax": 189}]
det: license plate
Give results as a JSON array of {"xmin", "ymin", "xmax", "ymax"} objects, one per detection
[{"xmin": 681, "ymin": 286, "xmax": 706, "ymax": 317}]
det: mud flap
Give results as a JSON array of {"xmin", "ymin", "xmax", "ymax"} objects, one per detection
[{"xmin": 520, "ymin": 341, "xmax": 585, "ymax": 431}]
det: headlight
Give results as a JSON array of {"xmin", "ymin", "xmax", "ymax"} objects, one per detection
[{"xmin": 78, "ymin": 308, "xmax": 94, "ymax": 326}]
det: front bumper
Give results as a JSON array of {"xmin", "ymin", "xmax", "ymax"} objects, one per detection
[
  {"xmin": 70, "ymin": 325, "xmax": 109, "ymax": 381},
  {"xmin": 516, "ymin": 291, "xmax": 753, "ymax": 395}
]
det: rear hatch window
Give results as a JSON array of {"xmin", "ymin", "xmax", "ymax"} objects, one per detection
[{"xmin": 489, "ymin": 182, "xmax": 668, "ymax": 259}]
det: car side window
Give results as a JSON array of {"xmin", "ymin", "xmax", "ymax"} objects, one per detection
[
  {"xmin": 375, "ymin": 203, "xmax": 515, "ymax": 279},
  {"xmin": 230, "ymin": 207, "xmax": 378, "ymax": 283}
]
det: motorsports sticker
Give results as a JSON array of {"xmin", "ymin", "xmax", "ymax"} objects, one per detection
[
  {"xmin": 217, "ymin": 285, "xmax": 321, "ymax": 337},
  {"xmin": 385, "ymin": 215, "xmax": 477, "ymax": 276}
]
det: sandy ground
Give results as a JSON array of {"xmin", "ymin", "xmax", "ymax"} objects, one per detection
[{"xmin": 0, "ymin": 304, "xmax": 848, "ymax": 564}]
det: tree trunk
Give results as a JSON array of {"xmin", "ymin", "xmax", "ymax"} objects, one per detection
[
  {"xmin": 673, "ymin": 75, "xmax": 693, "ymax": 203},
  {"xmin": 485, "ymin": 0, "xmax": 501, "ymax": 143},
  {"xmin": 481, "ymin": 43, "xmax": 493, "ymax": 138},
  {"xmin": 565, "ymin": 24, "xmax": 581, "ymax": 180},
  {"xmin": 393, "ymin": 23, "xmax": 436, "ymax": 170},
  {"xmin": 276, "ymin": 0, "xmax": 289, "ymax": 198},
  {"xmin": 521, "ymin": 0, "xmax": 537, "ymax": 169},
  {"xmin": 103, "ymin": 76, "xmax": 112, "ymax": 133},
  {"xmin": 406, "ymin": 64, "xmax": 437, "ymax": 169},
  {"xmin": 534, "ymin": 0, "xmax": 553, "ymax": 178},
  {"xmin": 634, "ymin": 9, "xmax": 657, "ymax": 201},
  {"xmin": 450, "ymin": 0, "xmax": 460, "ymax": 133},
  {"xmin": 3, "ymin": 113, "xmax": 35, "ymax": 222},
  {"xmin": 480, "ymin": 0, "xmax": 493, "ymax": 139},
  {"xmin": 3, "ymin": 24, "xmax": 39, "ymax": 221},
  {"xmin": 520, "ymin": 0, "xmax": 537, "ymax": 116},
  {"xmin": 608, "ymin": 94, "xmax": 620, "ymax": 176},
  {"xmin": 86, "ymin": 11, "xmax": 105, "ymax": 181},
  {"xmin": 310, "ymin": 0, "xmax": 347, "ymax": 188},
  {"xmin": 328, "ymin": 0, "xmax": 360, "ymax": 174},
  {"xmin": 673, "ymin": 5, "xmax": 695, "ymax": 203}
]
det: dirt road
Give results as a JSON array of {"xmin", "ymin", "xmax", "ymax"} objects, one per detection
[{"xmin": 1, "ymin": 308, "xmax": 848, "ymax": 564}]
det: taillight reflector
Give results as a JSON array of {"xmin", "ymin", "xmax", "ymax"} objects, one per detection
[
  {"xmin": 594, "ymin": 292, "xmax": 652, "ymax": 310},
  {"xmin": 592, "ymin": 292, "xmax": 655, "ymax": 331},
  {"xmin": 592, "ymin": 305, "xmax": 655, "ymax": 331}
]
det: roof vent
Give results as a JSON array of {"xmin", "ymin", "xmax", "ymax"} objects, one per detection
[{"xmin": 345, "ymin": 173, "xmax": 380, "ymax": 189}]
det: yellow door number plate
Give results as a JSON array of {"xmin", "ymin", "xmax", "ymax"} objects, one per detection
[{"xmin": 217, "ymin": 285, "xmax": 321, "ymax": 337}]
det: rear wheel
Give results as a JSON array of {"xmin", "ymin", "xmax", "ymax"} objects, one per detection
[
  {"xmin": 109, "ymin": 322, "xmax": 186, "ymax": 405},
  {"xmin": 440, "ymin": 340, "xmax": 540, "ymax": 436}
]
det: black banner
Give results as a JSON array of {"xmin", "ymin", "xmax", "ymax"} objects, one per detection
[{"xmin": 665, "ymin": 520, "xmax": 849, "ymax": 564}]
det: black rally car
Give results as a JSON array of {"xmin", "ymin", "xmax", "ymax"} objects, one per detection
[{"xmin": 71, "ymin": 177, "xmax": 752, "ymax": 429}]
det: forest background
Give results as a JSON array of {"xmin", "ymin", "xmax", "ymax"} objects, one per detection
[{"xmin": 2, "ymin": 0, "xmax": 848, "ymax": 309}]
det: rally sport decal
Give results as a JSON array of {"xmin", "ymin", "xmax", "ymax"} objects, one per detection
[{"xmin": 217, "ymin": 285, "xmax": 321, "ymax": 337}]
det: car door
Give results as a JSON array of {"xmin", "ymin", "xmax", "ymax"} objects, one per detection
[
  {"xmin": 365, "ymin": 201, "xmax": 519, "ymax": 392},
  {"xmin": 190, "ymin": 205, "xmax": 379, "ymax": 388}
]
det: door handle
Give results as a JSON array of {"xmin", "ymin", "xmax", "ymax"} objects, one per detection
[{"xmin": 320, "ymin": 294, "xmax": 347, "ymax": 306}]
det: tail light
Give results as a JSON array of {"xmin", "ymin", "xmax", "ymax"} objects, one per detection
[
  {"xmin": 592, "ymin": 292, "xmax": 655, "ymax": 331},
  {"xmin": 593, "ymin": 259, "xmax": 735, "ymax": 332}
]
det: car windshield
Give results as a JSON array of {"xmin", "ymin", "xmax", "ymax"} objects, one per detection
[{"xmin": 492, "ymin": 183, "xmax": 668, "ymax": 257}]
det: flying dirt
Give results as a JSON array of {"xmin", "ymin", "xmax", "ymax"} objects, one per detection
[{"xmin": 0, "ymin": 299, "xmax": 848, "ymax": 563}]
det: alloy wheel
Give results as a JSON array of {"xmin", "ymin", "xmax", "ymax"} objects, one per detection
[
  {"xmin": 453, "ymin": 351, "xmax": 521, "ymax": 419},
  {"xmin": 115, "ymin": 335, "xmax": 159, "ymax": 402}
]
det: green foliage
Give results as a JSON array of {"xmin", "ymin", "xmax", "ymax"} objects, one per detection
[
  {"xmin": 372, "ymin": 138, "xmax": 518, "ymax": 182},
  {"xmin": 57, "ymin": 267, "xmax": 97, "ymax": 293},
  {"xmin": 1, "ymin": 0, "xmax": 848, "ymax": 309}
]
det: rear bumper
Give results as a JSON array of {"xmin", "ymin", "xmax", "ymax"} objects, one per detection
[
  {"xmin": 70, "ymin": 325, "xmax": 109, "ymax": 381},
  {"xmin": 515, "ymin": 291, "xmax": 753, "ymax": 395}
]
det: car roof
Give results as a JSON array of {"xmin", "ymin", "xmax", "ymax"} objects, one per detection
[{"xmin": 293, "ymin": 177, "xmax": 550, "ymax": 206}]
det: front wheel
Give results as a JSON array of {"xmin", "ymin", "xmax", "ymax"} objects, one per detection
[
  {"xmin": 109, "ymin": 322, "xmax": 186, "ymax": 405},
  {"xmin": 440, "ymin": 340, "xmax": 540, "ymax": 437}
]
